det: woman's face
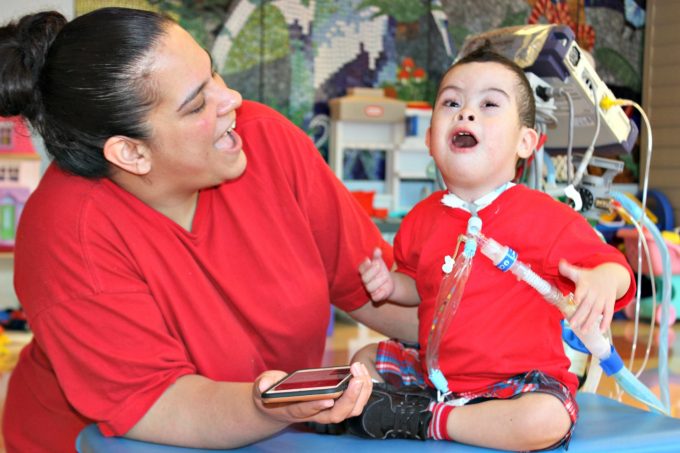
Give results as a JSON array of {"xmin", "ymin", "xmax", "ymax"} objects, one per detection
[{"xmin": 143, "ymin": 23, "xmax": 246, "ymax": 194}]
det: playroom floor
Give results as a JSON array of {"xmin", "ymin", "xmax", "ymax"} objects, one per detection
[{"xmin": 0, "ymin": 317, "xmax": 678, "ymax": 452}]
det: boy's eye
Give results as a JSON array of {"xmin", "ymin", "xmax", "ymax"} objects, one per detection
[
  {"xmin": 442, "ymin": 99, "xmax": 459, "ymax": 108},
  {"xmin": 483, "ymin": 101, "xmax": 499, "ymax": 108}
]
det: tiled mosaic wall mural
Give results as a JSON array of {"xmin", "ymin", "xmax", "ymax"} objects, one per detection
[{"xmin": 76, "ymin": 0, "xmax": 646, "ymax": 159}]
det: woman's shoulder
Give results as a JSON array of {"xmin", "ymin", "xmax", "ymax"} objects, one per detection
[
  {"xmin": 22, "ymin": 163, "xmax": 144, "ymax": 234},
  {"xmin": 237, "ymin": 100, "xmax": 291, "ymax": 126},
  {"xmin": 26, "ymin": 164, "xmax": 101, "ymax": 212},
  {"xmin": 235, "ymin": 100, "xmax": 309, "ymax": 147}
]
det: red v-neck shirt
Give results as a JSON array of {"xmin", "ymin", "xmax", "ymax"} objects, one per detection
[
  {"xmin": 394, "ymin": 185, "xmax": 634, "ymax": 396},
  {"xmin": 5, "ymin": 101, "xmax": 391, "ymax": 451}
]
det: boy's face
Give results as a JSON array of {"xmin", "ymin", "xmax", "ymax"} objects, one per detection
[{"xmin": 426, "ymin": 61, "xmax": 537, "ymax": 201}]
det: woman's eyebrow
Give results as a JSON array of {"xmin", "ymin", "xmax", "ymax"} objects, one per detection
[
  {"xmin": 177, "ymin": 80, "xmax": 208, "ymax": 112},
  {"xmin": 176, "ymin": 50, "xmax": 214, "ymax": 112}
]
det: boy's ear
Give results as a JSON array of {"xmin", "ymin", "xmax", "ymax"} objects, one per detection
[
  {"xmin": 517, "ymin": 126, "xmax": 539, "ymax": 159},
  {"xmin": 103, "ymin": 136, "xmax": 152, "ymax": 175}
]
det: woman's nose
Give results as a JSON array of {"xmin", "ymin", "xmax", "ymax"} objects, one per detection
[{"xmin": 215, "ymin": 79, "xmax": 243, "ymax": 116}]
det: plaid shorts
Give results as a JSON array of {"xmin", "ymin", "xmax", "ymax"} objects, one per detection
[{"xmin": 375, "ymin": 339, "xmax": 578, "ymax": 450}]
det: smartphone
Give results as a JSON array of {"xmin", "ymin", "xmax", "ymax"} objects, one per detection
[{"xmin": 261, "ymin": 365, "xmax": 352, "ymax": 403}]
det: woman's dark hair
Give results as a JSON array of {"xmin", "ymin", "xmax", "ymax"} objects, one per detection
[
  {"xmin": 441, "ymin": 44, "xmax": 536, "ymax": 130},
  {"xmin": 0, "ymin": 8, "xmax": 174, "ymax": 178}
]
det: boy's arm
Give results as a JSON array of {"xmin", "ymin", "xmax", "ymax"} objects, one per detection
[
  {"xmin": 558, "ymin": 260, "xmax": 631, "ymax": 333},
  {"xmin": 358, "ymin": 248, "xmax": 420, "ymax": 306},
  {"xmin": 348, "ymin": 301, "xmax": 419, "ymax": 342},
  {"xmin": 390, "ymin": 271, "xmax": 420, "ymax": 305}
]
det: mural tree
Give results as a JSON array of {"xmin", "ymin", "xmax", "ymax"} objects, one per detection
[
  {"xmin": 357, "ymin": 0, "xmax": 436, "ymax": 32},
  {"xmin": 147, "ymin": 0, "xmax": 236, "ymax": 49},
  {"xmin": 221, "ymin": 3, "xmax": 292, "ymax": 117}
]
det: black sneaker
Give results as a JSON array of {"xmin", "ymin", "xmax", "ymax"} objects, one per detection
[{"xmin": 347, "ymin": 386, "xmax": 433, "ymax": 440}]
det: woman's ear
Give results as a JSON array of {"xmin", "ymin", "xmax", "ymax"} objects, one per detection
[
  {"xmin": 517, "ymin": 126, "xmax": 539, "ymax": 159},
  {"xmin": 103, "ymin": 136, "xmax": 152, "ymax": 175}
]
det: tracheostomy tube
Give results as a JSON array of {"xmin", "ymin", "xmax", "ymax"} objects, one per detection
[
  {"xmin": 472, "ymin": 232, "xmax": 611, "ymax": 359},
  {"xmin": 461, "ymin": 231, "xmax": 667, "ymax": 414},
  {"xmin": 426, "ymin": 217, "xmax": 481, "ymax": 397}
]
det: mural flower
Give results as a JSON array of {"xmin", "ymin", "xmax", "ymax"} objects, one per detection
[
  {"xmin": 528, "ymin": 0, "xmax": 595, "ymax": 51},
  {"xmin": 388, "ymin": 57, "xmax": 430, "ymax": 105}
]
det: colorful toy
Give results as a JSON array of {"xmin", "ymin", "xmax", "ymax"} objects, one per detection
[
  {"xmin": 0, "ymin": 187, "xmax": 30, "ymax": 249},
  {"xmin": 617, "ymin": 227, "xmax": 680, "ymax": 325}
]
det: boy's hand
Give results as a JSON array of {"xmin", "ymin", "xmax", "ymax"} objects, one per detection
[
  {"xmin": 558, "ymin": 260, "xmax": 617, "ymax": 333},
  {"xmin": 253, "ymin": 362, "xmax": 372, "ymax": 425},
  {"xmin": 358, "ymin": 247, "xmax": 394, "ymax": 302}
]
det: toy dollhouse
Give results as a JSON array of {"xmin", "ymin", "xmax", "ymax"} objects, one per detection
[
  {"xmin": 0, "ymin": 116, "xmax": 40, "ymax": 250},
  {"xmin": 328, "ymin": 88, "xmax": 435, "ymax": 216}
]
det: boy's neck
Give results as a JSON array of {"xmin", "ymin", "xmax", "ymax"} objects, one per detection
[{"xmin": 442, "ymin": 182, "xmax": 514, "ymax": 213}]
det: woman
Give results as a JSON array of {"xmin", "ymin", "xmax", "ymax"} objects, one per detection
[{"xmin": 0, "ymin": 7, "xmax": 416, "ymax": 451}]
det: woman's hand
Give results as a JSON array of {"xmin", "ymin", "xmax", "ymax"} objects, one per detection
[{"xmin": 253, "ymin": 362, "xmax": 372, "ymax": 425}]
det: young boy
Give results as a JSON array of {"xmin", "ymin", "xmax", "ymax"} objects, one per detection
[{"xmin": 349, "ymin": 47, "xmax": 635, "ymax": 451}]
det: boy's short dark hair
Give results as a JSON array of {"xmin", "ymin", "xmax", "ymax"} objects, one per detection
[{"xmin": 443, "ymin": 44, "xmax": 536, "ymax": 129}]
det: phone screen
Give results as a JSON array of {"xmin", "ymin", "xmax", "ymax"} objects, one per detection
[{"xmin": 274, "ymin": 367, "xmax": 351, "ymax": 391}]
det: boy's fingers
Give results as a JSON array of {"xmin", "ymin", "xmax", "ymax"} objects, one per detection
[
  {"xmin": 361, "ymin": 268, "xmax": 376, "ymax": 285},
  {"xmin": 361, "ymin": 262, "xmax": 383, "ymax": 286},
  {"xmin": 365, "ymin": 280, "xmax": 381, "ymax": 294},
  {"xmin": 358, "ymin": 257, "xmax": 372, "ymax": 274},
  {"xmin": 558, "ymin": 259, "xmax": 581, "ymax": 284},
  {"xmin": 372, "ymin": 258, "xmax": 386, "ymax": 274},
  {"xmin": 573, "ymin": 296, "xmax": 594, "ymax": 330},
  {"xmin": 371, "ymin": 288, "xmax": 386, "ymax": 301},
  {"xmin": 601, "ymin": 303, "xmax": 614, "ymax": 332}
]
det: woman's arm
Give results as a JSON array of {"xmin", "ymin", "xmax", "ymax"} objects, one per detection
[{"xmin": 126, "ymin": 363, "xmax": 372, "ymax": 449}]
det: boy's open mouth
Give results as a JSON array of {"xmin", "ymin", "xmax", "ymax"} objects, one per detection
[{"xmin": 452, "ymin": 131, "xmax": 478, "ymax": 148}]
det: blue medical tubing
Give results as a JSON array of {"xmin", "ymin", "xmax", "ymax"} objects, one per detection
[
  {"xmin": 475, "ymin": 233, "xmax": 611, "ymax": 358},
  {"xmin": 611, "ymin": 191, "xmax": 672, "ymax": 413},
  {"xmin": 543, "ymin": 152, "xmax": 557, "ymax": 186},
  {"xmin": 562, "ymin": 320, "xmax": 623, "ymax": 375},
  {"xmin": 426, "ymin": 216, "xmax": 481, "ymax": 396},
  {"xmin": 477, "ymin": 231, "xmax": 668, "ymax": 414}
]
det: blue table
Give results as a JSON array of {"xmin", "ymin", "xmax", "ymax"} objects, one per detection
[{"xmin": 76, "ymin": 393, "xmax": 680, "ymax": 452}]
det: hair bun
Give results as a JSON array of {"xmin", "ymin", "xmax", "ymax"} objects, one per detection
[{"xmin": 0, "ymin": 11, "xmax": 66, "ymax": 119}]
